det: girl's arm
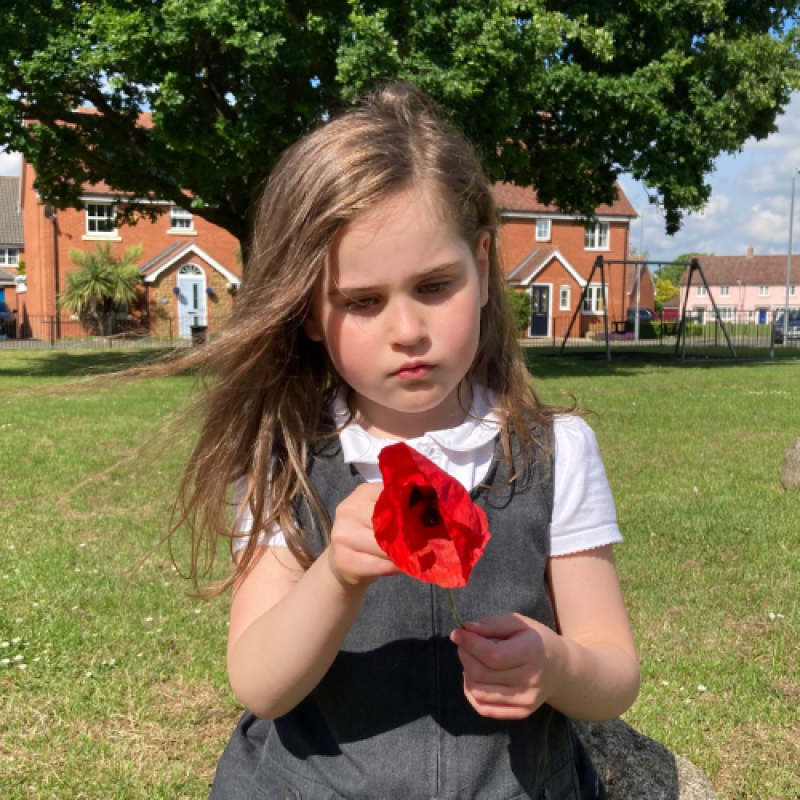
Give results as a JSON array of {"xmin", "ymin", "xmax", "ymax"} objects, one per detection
[
  {"xmin": 450, "ymin": 544, "xmax": 640, "ymax": 721},
  {"xmin": 227, "ymin": 482, "xmax": 399, "ymax": 719}
]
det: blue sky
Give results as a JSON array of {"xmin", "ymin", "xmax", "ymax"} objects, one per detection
[
  {"xmin": 4, "ymin": 91, "xmax": 800, "ymax": 262},
  {"xmin": 620, "ymin": 92, "xmax": 800, "ymax": 263}
]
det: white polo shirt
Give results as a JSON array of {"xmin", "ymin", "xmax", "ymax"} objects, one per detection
[{"xmin": 233, "ymin": 391, "xmax": 622, "ymax": 557}]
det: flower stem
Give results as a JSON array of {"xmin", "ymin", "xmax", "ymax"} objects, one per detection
[{"xmin": 445, "ymin": 588, "xmax": 464, "ymax": 629}]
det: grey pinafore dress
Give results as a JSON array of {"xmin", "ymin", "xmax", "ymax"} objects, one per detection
[{"xmin": 210, "ymin": 427, "xmax": 596, "ymax": 799}]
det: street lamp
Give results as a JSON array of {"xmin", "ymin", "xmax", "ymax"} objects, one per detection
[{"xmin": 784, "ymin": 168, "xmax": 800, "ymax": 342}]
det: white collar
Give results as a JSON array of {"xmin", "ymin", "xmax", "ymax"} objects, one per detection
[{"xmin": 332, "ymin": 388, "xmax": 502, "ymax": 465}]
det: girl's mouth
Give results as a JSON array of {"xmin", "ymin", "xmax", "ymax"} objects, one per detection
[{"xmin": 392, "ymin": 363, "xmax": 434, "ymax": 379}]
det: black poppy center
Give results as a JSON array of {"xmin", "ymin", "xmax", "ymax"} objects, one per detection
[{"xmin": 408, "ymin": 485, "xmax": 443, "ymax": 528}]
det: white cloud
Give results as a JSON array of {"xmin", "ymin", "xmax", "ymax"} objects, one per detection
[
  {"xmin": 743, "ymin": 208, "xmax": 789, "ymax": 245},
  {"xmin": 0, "ymin": 151, "xmax": 22, "ymax": 177},
  {"xmin": 622, "ymin": 91, "xmax": 800, "ymax": 260}
]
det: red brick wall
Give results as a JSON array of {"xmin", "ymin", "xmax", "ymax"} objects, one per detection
[{"xmin": 18, "ymin": 160, "xmax": 241, "ymax": 322}]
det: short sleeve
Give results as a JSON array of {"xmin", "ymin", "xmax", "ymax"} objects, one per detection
[
  {"xmin": 549, "ymin": 416, "xmax": 622, "ymax": 557},
  {"xmin": 231, "ymin": 475, "xmax": 287, "ymax": 553}
]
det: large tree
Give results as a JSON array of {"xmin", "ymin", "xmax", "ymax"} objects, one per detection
[{"xmin": 2, "ymin": 1, "xmax": 798, "ymax": 247}]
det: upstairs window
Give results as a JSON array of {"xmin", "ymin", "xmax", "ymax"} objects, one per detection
[
  {"xmin": 170, "ymin": 206, "xmax": 194, "ymax": 230},
  {"xmin": 759, "ymin": 285, "xmax": 769, "ymax": 297},
  {"xmin": 536, "ymin": 218, "xmax": 551, "ymax": 242},
  {"xmin": 720, "ymin": 285, "xmax": 730, "ymax": 297},
  {"xmin": 787, "ymin": 285, "xmax": 797, "ymax": 297},
  {"xmin": 697, "ymin": 285, "xmax": 707, "ymax": 297},
  {"xmin": 86, "ymin": 203, "xmax": 115, "ymax": 234},
  {"xmin": 0, "ymin": 248, "xmax": 19, "ymax": 265},
  {"xmin": 584, "ymin": 223, "xmax": 609, "ymax": 250}
]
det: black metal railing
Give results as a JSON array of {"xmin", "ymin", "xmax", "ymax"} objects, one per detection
[{"xmin": 0, "ymin": 312, "xmax": 216, "ymax": 350}]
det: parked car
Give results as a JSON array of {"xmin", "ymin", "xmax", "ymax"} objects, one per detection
[
  {"xmin": 773, "ymin": 310, "xmax": 800, "ymax": 344},
  {"xmin": 626, "ymin": 307, "xmax": 655, "ymax": 323},
  {"xmin": 0, "ymin": 301, "xmax": 16, "ymax": 339}
]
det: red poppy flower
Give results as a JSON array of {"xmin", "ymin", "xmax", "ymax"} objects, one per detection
[{"xmin": 372, "ymin": 442, "xmax": 490, "ymax": 588}]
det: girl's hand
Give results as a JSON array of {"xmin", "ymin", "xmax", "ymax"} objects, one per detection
[
  {"xmin": 450, "ymin": 614, "xmax": 564, "ymax": 720},
  {"xmin": 327, "ymin": 482, "xmax": 400, "ymax": 588}
]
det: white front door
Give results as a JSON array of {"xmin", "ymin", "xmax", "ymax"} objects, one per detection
[{"xmin": 176, "ymin": 265, "xmax": 207, "ymax": 338}]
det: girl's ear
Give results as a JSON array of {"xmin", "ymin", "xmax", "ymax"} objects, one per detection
[{"xmin": 476, "ymin": 231, "xmax": 491, "ymax": 307}]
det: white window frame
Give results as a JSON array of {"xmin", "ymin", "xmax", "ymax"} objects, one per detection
[
  {"xmin": 86, "ymin": 203, "xmax": 116, "ymax": 235},
  {"xmin": 559, "ymin": 285, "xmax": 570, "ymax": 311},
  {"xmin": 584, "ymin": 223, "xmax": 610, "ymax": 251},
  {"xmin": 170, "ymin": 206, "xmax": 194, "ymax": 231},
  {"xmin": 759, "ymin": 285, "xmax": 769, "ymax": 297},
  {"xmin": 787, "ymin": 285, "xmax": 796, "ymax": 297},
  {"xmin": 694, "ymin": 306, "xmax": 706, "ymax": 324},
  {"xmin": 0, "ymin": 248, "xmax": 19, "ymax": 265},
  {"xmin": 582, "ymin": 284, "xmax": 605, "ymax": 314},
  {"xmin": 716, "ymin": 306, "xmax": 734, "ymax": 322},
  {"xmin": 696, "ymin": 285, "xmax": 707, "ymax": 297},
  {"xmin": 719, "ymin": 285, "xmax": 730, "ymax": 297},
  {"xmin": 535, "ymin": 218, "xmax": 551, "ymax": 242}
]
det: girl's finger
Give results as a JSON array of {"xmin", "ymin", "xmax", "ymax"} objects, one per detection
[
  {"xmin": 464, "ymin": 680, "xmax": 537, "ymax": 708},
  {"xmin": 462, "ymin": 683, "xmax": 531, "ymax": 721},
  {"xmin": 451, "ymin": 628, "xmax": 529, "ymax": 671},
  {"xmin": 462, "ymin": 613, "xmax": 532, "ymax": 640},
  {"xmin": 456, "ymin": 646, "xmax": 517, "ymax": 686}
]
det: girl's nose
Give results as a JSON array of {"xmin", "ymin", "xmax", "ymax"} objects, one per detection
[{"xmin": 387, "ymin": 298, "xmax": 427, "ymax": 347}]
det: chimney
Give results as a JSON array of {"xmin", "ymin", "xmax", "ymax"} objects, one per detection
[{"xmin": 746, "ymin": 245, "xmax": 754, "ymax": 258}]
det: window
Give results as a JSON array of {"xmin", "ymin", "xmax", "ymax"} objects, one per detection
[
  {"xmin": 86, "ymin": 203, "xmax": 116, "ymax": 234},
  {"xmin": 582, "ymin": 285, "xmax": 604, "ymax": 313},
  {"xmin": 536, "ymin": 218, "xmax": 551, "ymax": 242},
  {"xmin": 696, "ymin": 285, "xmax": 707, "ymax": 297},
  {"xmin": 716, "ymin": 306, "xmax": 734, "ymax": 322},
  {"xmin": 170, "ymin": 206, "xmax": 194, "ymax": 230},
  {"xmin": 720, "ymin": 285, "xmax": 730, "ymax": 297},
  {"xmin": 694, "ymin": 307, "xmax": 706, "ymax": 324},
  {"xmin": 0, "ymin": 248, "xmax": 19, "ymax": 265},
  {"xmin": 559, "ymin": 286, "xmax": 570, "ymax": 311},
  {"xmin": 787, "ymin": 285, "xmax": 797, "ymax": 297},
  {"xmin": 584, "ymin": 223, "xmax": 610, "ymax": 250},
  {"xmin": 759, "ymin": 285, "xmax": 769, "ymax": 297}
]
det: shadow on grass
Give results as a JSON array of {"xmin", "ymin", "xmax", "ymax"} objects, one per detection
[
  {"xmin": 0, "ymin": 348, "xmax": 182, "ymax": 379},
  {"xmin": 523, "ymin": 347, "xmax": 800, "ymax": 379}
]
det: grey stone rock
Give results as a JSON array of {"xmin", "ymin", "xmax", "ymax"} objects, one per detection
[
  {"xmin": 781, "ymin": 437, "xmax": 800, "ymax": 490},
  {"xmin": 574, "ymin": 718, "xmax": 718, "ymax": 800}
]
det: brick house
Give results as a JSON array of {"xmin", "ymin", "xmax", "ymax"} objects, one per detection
[
  {"xmin": 9, "ymin": 113, "xmax": 640, "ymax": 342},
  {"xmin": 0, "ymin": 177, "xmax": 24, "ymax": 316},
  {"xmin": 16, "ymin": 149, "xmax": 241, "ymax": 340},
  {"xmin": 495, "ymin": 183, "xmax": 641, "ymax": 337},
  {"xmin": 678, "ymin": 248, "xmax": 798, "ymax": 324}
]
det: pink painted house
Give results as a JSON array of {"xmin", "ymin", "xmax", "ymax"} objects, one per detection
[{"xmin": 678, "ymin": 248, "xmax": 797, "ymax": 324}]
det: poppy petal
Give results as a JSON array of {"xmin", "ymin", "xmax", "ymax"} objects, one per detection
[{"xmin": 373, "ymin": 442, "xmax": 490, "ymax": 588}]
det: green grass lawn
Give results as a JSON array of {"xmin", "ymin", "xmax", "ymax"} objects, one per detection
[{"xmin": 1, "ymin": 350, "xmax": 798, "ymax": 799}]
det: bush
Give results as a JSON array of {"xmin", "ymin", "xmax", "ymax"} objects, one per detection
[
  {"xmin": 506, "ymin": 289, "xmax": 531, "ymax": 335},
  {"xmin": 624, "ymin": 320, "xmax": 660, "ymax": 339},
  {"xmin": 681, "ymin": 322, "xmax": 703, "ymax": 337}
]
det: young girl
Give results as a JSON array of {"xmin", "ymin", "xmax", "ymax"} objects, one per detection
[{"xmin": 185, "ymin": 82, "xmax": 639, "ymax": 799}]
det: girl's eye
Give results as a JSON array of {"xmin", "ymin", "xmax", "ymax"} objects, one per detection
[
  {"xmin": 345, "ymin": 297, "xmax": 379, "ymax": 312},
  {"xmin": 419, "ymin": 281, "xmax": 450, "ymax": 296}
]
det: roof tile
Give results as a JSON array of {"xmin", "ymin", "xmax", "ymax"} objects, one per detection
[{"xmin": 493, "ymin": 181, "xmax": 637, "ymax": 218}]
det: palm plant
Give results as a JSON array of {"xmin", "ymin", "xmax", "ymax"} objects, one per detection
[{"xmin": 58, "ymin": 243, "xmax": 143, "ymax": 335}]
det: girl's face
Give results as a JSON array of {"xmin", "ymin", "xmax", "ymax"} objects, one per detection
[{"xmin": 304, "ymin": 188, "xmax": 490, "ymax": 439}]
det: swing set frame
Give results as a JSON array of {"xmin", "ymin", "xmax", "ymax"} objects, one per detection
[{"xmin": 557, "ymin": 256, "xmax": 737, "ymax": 362}]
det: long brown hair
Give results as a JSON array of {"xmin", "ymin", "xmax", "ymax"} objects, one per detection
[{"xmin": 154, "ymin": 81, "xmax": 556, "ymax": 596}]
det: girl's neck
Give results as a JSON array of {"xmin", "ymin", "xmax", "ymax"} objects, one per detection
[{"xmin": 353, "ymin": 383, "xmax": 473, "ymax": 441}]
